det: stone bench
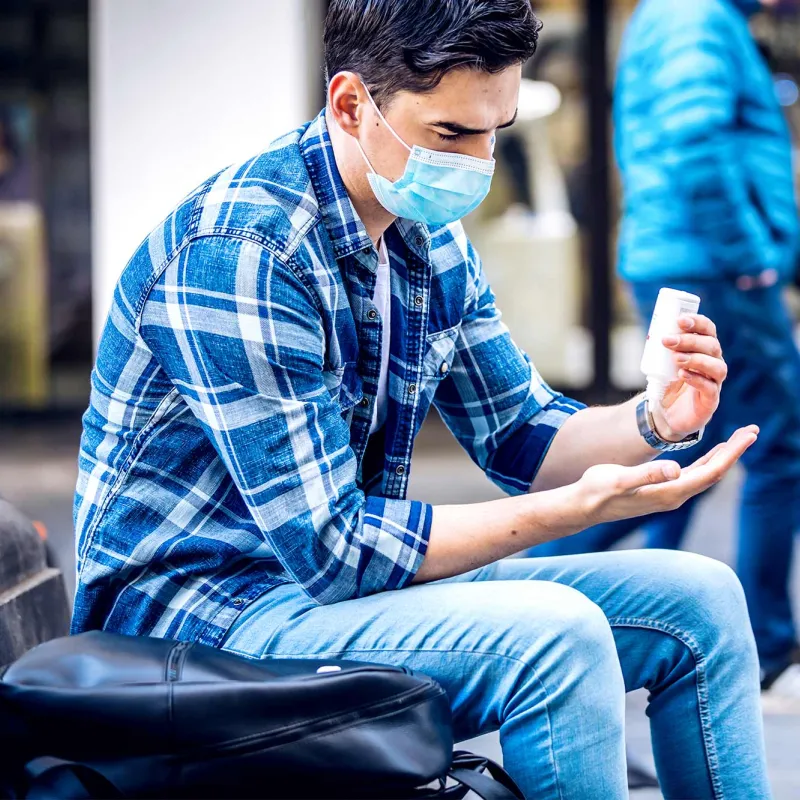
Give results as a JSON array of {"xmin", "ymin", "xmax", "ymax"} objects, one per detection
[{"xmin": 0, "ymin": 499, "xmax": 70, "ymax": 665}]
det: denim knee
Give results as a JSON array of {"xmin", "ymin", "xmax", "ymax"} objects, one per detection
[
  {"xmin": 509, "ymin": 582, "xmax": 625, "ymax": 700},
  {"xmin": 651, "ymin": 551, "xmax": 756, "ymax": 656},
  {"xmin": 491, "ymin": 583, "xmax": 627, "ymax": 799},
  {"xmin": 674, "ymin": 552, "xmax": 747, "ymax": 611}
]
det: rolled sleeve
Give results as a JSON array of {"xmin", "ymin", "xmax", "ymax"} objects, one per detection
[
  {"xmin": 485, "ymin": 397, "xmax": 585, "ymax": 495},
  {"xmin": 361, "ymin": 496, "xmax": 432, "ymax": 592}
]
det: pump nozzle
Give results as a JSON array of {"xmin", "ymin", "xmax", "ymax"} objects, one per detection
[{"xmin": 646, "ymin": 377, "xmax": 669, "ymax": 408}]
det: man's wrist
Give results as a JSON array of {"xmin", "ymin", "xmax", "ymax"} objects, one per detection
[
  {"xmin": 553, "ymin": 480, "xmax": 597, "ymax": 533},
  {"xmin": 649, "ymin": 402, "xmax": 684, "ymax": 443},
  {"xmin": 636, "ymin": 396, "xmax": 704, "ymax": 452},
  {"xmin": 524, "ymin": 482, "xmax": 593, "ymax": 544}
]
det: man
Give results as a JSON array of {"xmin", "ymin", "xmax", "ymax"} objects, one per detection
[
  {"xmin": 532, "ymin": 0, "xmax": 800, "ymax": 706},
  {"xmin": 73, "ymin": 1, "xmax": 770, "ymax": 795}
]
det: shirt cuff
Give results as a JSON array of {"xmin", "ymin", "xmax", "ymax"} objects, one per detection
[
  {"xmin": 360, "ymin": 496, "xmax": 433, "ymax": 593},
  {"xmin": 485, "ymin": 395, "xmax": 586, "ymax": 495}
]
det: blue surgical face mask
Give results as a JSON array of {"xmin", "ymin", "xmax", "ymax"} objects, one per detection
[{"xmin": 355, "ymin": 84, "xmax": 496, "ymax": 226}]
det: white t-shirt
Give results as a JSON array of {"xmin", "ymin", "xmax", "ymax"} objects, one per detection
[{"xmin": 370, "ymin": 237, "xmax": 391, "ymax": 434}]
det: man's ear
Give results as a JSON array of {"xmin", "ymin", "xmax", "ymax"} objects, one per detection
[{"xmin": 328, "ymin": 71, "xmax": 365, "ymax": 137}]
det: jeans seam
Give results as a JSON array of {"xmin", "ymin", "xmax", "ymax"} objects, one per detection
[
  {"xmin": 608, "ymin": 615, "xmax": 723, "ymax": 800},
  {"xmin": 223, "ymin": 644, "xmax": 565, "ymax": 799}
]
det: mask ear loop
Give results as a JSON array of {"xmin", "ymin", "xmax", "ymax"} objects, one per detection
[
  {"xmin": 355, "ymin": 137, "xmax": 378, "ymax": 174},
  {"xmin": 354, "ymin": 80, "xmax": 413, "ymax": 177},
  {"xmin": 361, "ymin": 81, "xmax": 413, "ymax": 152}
]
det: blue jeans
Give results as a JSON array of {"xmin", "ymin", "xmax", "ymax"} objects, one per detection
[
  {"xmin": 222, "ymin": 550, "xmax": 769, "ymax": 799},
  {"xmin": 531, "ymin": 280, "xmax": 800, "ymax": 673}
]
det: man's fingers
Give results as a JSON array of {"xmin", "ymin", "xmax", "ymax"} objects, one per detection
[
  {"xmin": 704, "ymin": 426, "xmax": 759, "ymax": 468},
  {"xmin": 678, "ymin": 313, "xmax": 716, "ymax": 338},
  {"xmin": 683, "ymin": 425, "xmax": 758, "ymax": 472},
  {"xmin": 674, "ymin": 354, "xmax": 727, "ymax": 383},
  {"xmin": 588, "ymin": 427, "xmax": 757, "ymax": 518},
  {"xmin": 683, "ymin": 442, "xmax": 727, "ymax": 472},
  {"xmin": 674, "ymin": 427, "xmax": 758, "ymax": 495},
  {"xmin": 676, "ymin": 369, "xmax": 722, "ymax": 399},
  {"xmin": 616, "ymin": 460, "xmax": 681, "ymax": 492},
  {"xmin": 664, "ymin": 332, "xmax": 722, "ymax": 358}
]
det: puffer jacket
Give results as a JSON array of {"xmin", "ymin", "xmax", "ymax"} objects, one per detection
[{"xmin": 615, "ymin": 0, "xmax": 799, "ymax": 283}]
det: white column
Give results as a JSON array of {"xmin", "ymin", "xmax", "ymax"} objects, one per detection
[{"xmin": 90, "ymin": 0, "xmax": 322, "ymax": 340}]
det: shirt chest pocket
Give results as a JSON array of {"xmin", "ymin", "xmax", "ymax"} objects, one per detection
[{"xmin": 421, "ymin": 325, "xmax": 459, "ymax": 391}]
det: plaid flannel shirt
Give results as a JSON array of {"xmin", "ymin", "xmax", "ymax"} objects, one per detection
[{"xmin": 72, "ymin": 110, "xmax": 584, "ymax": 646}]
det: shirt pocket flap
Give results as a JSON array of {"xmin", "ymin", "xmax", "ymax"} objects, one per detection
[
  {"xmin": 422, "ymin": 325, "xmax": 459, "ymax": 380},
  {"xmin": 338, "ymin": 362, "xmax": 363, "ymax": 411},
  {"xmin": 324, "ymin": 362, "xmax": 363, "ymax": 411}
]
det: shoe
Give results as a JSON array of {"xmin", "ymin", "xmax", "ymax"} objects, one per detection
[{"xmin": 761, "ymin": 646, "xmax": 800, "ymax": 715}]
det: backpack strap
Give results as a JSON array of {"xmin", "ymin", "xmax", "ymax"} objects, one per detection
[
  {"xmin": 13, "ymin": 752, "xmax": 521, "ymax": 800},
  {"xmin": 22, "ymin": 758, "xmax": 123, "ymax": 800},
  {"xmin": 446, "ymin": 751, "xmax": 524, "ymax": 800}
]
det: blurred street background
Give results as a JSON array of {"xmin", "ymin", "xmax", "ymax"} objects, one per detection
[{"xmin": 1, "ymin": 1, "xmax": 799, "ymax": 796}]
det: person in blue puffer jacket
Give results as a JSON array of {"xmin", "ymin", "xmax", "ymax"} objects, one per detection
[{"xmin": 533, "ymin": 0, "xmax": 800, "ymax": 704}]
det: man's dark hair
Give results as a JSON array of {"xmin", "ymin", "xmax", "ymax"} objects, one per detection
[{"xmin": 324, "ymin": 0, "xmax": 541, "ymax": 109}]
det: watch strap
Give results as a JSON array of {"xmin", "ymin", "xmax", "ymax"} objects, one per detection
[{"xmin": 636, "ymin": 397, "xmax": 703, "ymax": 452}]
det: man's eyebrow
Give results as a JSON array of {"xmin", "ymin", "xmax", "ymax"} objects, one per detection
[{"xmin": 431, "ymin": 109, "xmax": 518, "ymax": 136}]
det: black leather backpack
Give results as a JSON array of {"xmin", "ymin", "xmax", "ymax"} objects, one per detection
[{"xmin": 0, "ymin": 631, "xmax": 522, "ymax": 800}]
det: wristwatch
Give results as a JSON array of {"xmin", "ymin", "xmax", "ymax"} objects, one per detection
[{"xmin": 636, "ymin": 397, "xmax": 704, "ymax": 452}]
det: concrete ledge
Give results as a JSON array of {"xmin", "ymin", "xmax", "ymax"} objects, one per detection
[
  {"xmin": 0, "ymin": 499, "xmax": 70, "ymax": 664},
  {"xmin": 0, "ymin": 499, "xmax": 47, "ymax": 595},
  {"xmin": 0, "ymin": 569, "xmax": 69, "ymax": 664}
]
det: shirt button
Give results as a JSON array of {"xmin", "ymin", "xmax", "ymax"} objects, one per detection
[
  {"xmin": 414, "ymin": 295, "xmax": 423, "ymax": 307},
  {"xmin": 360, "ymin": 397, "xmax": 369, "ymax": 407},
  {"xmin": 367, "ymin": 309, "xmax": 378, "ymax": 320},
  {"xmin": 408, "ymin": 383, "xmax": 417, "ymax": 395},
  {"xmin": 395, "ymin": 464, "xmax": 406, "ymax": 476},
  {"xmin": 414, "ymin": 235, "xmax": 424, "ymax": 247},
  {"xmin": 440, "ymin": 361, "xmax": 449, "ymax": 375},
  {"xmin": 232, "ymin": 598, "xmax": 244, "ymax": 607}
]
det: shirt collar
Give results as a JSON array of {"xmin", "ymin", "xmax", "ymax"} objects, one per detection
[
  {"xmin": 298, "ymin": 109, "xmax": 432, "ymax": 269},
  {"xmin": 299, "ymin": 109, "xmax": 373, "ymax": 261}
]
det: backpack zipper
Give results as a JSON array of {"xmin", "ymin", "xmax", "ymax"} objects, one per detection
[{"xmin": 166, "ymin": 641, "xmax": 192, "ymax": 682}]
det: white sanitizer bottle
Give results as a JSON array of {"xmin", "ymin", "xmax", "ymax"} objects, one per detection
[{"xmin": 640, "ymin": 288, "xmax": 701, "ymax": 407}]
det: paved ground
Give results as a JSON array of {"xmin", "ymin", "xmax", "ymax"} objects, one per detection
[{"xmin": 1, "ymin": 416, "xmax": 798, "ymax": 797}]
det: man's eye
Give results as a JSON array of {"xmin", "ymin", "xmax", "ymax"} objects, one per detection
[{"xmin": 437, "ymin": 132, "xmax": 464, "ymax": 142}]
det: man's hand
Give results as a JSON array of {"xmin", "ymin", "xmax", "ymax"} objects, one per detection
[
  {"xmin": 574, "ymin": 425, "xmax": 758, "ymax": 524},
  {"xmin": 651, "ymin": 313, "xmax": 727, "ymax": 440},
  {"xmin": 414, "ymin": 425, "xmax": 758, "ymax": 586}
]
